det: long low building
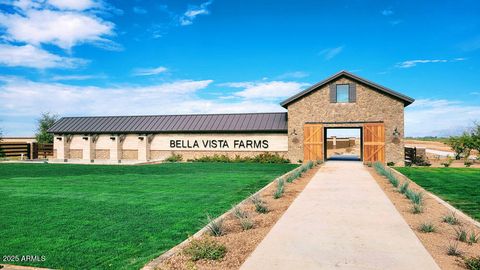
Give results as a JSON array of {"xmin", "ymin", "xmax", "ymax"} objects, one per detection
[{"xmin": 48, "ymin": 70, "xmax": 414, "ymax": 165}]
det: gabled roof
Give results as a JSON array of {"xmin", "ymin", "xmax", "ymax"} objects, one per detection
[
  {"xmin": 280, "ymin": 70, "xmax": 415, "ymax": 107},
  {"xmin": 48, "ymin": 112, "xmax": 288, "ymax": 134}
]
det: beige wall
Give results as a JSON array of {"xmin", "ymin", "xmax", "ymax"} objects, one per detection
[{"xmin": 286, "ymin": 77, "xmax": 405, "ymax": 165}]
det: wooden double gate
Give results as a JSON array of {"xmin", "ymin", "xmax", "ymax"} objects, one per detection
[{"xmin": 303, "ymin": 123, "xmax": 385, "ymax": 164}]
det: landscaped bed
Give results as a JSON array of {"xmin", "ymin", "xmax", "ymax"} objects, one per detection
[
  {"xmin": 395, "ymin": 167, "xmax": 480, "ymax": 221},
  {"xmin": 369, "ymin": 165, "xmax": 480, "ymax": 270},
  {"xmin": 0, "ymin": 162, "xmax": 297, "ymax": 270}
]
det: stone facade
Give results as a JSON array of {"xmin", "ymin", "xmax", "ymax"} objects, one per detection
[
  {"xmin": 95, "ymin": 149, "xmax": 110, "ymax": 160},
  {"xmin": 122, "ymin": 150, "xmax": 138, "ymax": 160},
  {"xmin": 286, "ymin": 77, "xmax": 405, "ymax": 165},
  {"xmin": 69, "ymin": 149, "xmax": 83, "ymax": 159}
]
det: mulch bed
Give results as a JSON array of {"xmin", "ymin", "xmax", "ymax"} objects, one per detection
[
  {"xmin": 156, "ymin": 166, "xmax": 320, "ymax": 270},
  {"xmin": 368, "ymin": 167, "xmax": 480, "ymax": 270}
]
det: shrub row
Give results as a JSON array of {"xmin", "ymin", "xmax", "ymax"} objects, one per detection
[{"xmin": 188, "ymin": 152, "xmax": 290, "ymax": 163}]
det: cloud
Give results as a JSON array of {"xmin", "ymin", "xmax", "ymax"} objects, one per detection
[
  {"xmin": 133, "ymin": 66, "xmax": 168, "ymax": 76},
  {"xmin": 405, "ymin": 99, "xmax": 480, "ymax": 137},
  {"xmin": 50, "ymin": 74, "xmax": 106, "ymax": 81},
  {"xmin": 0, "ymin": 44, "xmax": 87, "ymax": 69},
  {"xmin": 0, "ymin": 9, "xmax": 115, "ymax": 50},
  {"xmin": 318, "ymin": 46, "xmax": 344, "ymax": 60},
  {"xmin": 381, "ymin": 9, "xmax": 393, "ymax": 16},
  {"xmin": 276, "ymin": 71, "xmax": 310, "ymax": 79},
  {"xmin": 47, "ymin": 0, "xmax": 100, "ymax": 11},
  {"xmin": 179, "ymin": 0, "xmax": 213, "ymax": 26},
  {"xmin": 133, "ymin": 6, "xmax": 147, "ymax": 14},
  {"xmin": 0, "ymin": 77, "xmax": 287, "ymax": 135},
  {"xmin": 395, "ymin": 58, "xmax": 465, "ymax": 68},
  {"xmin": 222, "ymin": 81, "xmax": 308, "ymax": 99}
]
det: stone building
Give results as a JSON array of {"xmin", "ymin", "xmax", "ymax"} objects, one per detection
[{"xmin": 49, "ymin": 71, "xmax": 413, "ymax": 165}]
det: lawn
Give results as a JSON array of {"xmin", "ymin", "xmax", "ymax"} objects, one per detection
[
  {"xmin": 0, "ymin": 162, "xmax": 297, "ymax": 270},
  {"xmin": 395, "ymin": 167, "xmax": 480, "ymax": 221}
]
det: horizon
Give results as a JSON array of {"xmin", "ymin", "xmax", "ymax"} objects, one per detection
[{"xmin": 1, "ymin": 0, "xmax": 479, "ymax": 137}]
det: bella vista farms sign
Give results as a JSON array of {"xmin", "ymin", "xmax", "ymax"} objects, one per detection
[{"xmin": 169, "ymin": 139, "xmax": 269, "ymax": 149}]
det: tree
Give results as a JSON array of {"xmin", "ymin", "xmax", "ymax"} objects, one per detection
[
  {"xmin": 447, "ymin": 133, "xmax": 472, "ymax": 160},
  {"xmin": 470, "ymin": 122, "xmax": 480, "ymax": 159},
  {"xmin": 35, "ymin": 113, "xmax": 59, "ymax": 144}
]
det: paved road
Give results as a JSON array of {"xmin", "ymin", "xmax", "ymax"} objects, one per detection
[{"xmin": 241, "ymin": 161, "xmax": 440, "ymax": 270}]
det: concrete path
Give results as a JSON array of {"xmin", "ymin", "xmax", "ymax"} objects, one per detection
[{"xmin": 241, "ymin": 161, "xmax": 440, "ymax": 270}]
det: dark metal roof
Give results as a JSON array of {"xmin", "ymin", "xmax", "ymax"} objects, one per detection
[
  {"xmin": 280, "ymin": 70, "xmax": 415, "ymax": 108},
  {"xmin": 48, "ymin": 112, "xmax": 288, "ymax": 134}
]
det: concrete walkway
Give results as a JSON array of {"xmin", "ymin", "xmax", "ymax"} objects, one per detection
[{"xmin": 241, "ymin": 161, "xmax": 440, "ymax": 270}]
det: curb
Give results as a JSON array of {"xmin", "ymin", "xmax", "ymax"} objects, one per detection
[
  {"xmin": 389, "ymin": 167, "xmax": 480, "ymax": 229},
  {"xmin": 141, "ymin": 163, "xmax": 315, "ymax": 270}
]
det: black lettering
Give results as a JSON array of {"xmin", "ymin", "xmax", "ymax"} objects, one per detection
[
  {"xmin": 253, "ymin": 140, "xmax": 262, "ymax": 148},
  {"xmin": 246, "ymin": 140, "xmax": 253, "ymax": 148},
  {"xmin": 170, "ymin": 140, "xmax": 176, "ymax": 148},
  {"xmin": 262, "ymin": 140, "xmax": 269, "ymax": 148},
  {"xmin": 193, "ymin": 140, "xmax": 199, "ymax": 148}
]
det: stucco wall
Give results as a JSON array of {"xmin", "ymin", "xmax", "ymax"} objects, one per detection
[{"xmin": 286, "ymin": 77, "xmax": 405, "ymax": 165}]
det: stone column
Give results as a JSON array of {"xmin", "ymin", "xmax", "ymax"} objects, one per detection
[
  {"xmin": 83, "ymin": 136, "xmax": 95, "ymax": 162},
  {"xmin": 55, "ymin": 135, "xmax": 70, "ymax": 161},
  {"xmin": 332, "ymin": 136, "xmax": 337, "ymax": 149},
  {"xmin": 137, "ymin": 135, "xmax": 151, "ymax": 162},
  {"xmin": 110, "ymin": 135, "xmax": 122, "ymax": 162}
]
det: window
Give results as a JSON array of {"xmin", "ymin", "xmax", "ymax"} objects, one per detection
[{"xmin": 336, "ymin": 84, "xmax": 349, "ymax": 103}]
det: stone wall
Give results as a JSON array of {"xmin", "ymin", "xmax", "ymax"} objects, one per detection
[
  {"xmin": 122, "ymin": 150, "xmax": 138, "ymax": 160},
  {"xmin": 95, "ymin": 149, "xmax": 110, "ymax": 160},
  {"xmin": 69, "ymin": 149, "xmax": 83, "ymax": 159},
  {"xmin": 150, "ymin": 150, "xmax": 289, "ymax": 161},
  {"xmin": 287, "ymin": 77, "xmax": 405, "ymax": 165}
]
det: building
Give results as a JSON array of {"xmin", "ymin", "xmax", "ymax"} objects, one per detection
[{"xmin": 49, "ymin": 71, "xmax": 414, "ymax": 165}]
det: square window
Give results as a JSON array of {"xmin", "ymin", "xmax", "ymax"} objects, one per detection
[{"xmin": 336, "ymin": 84, "xmax": 349, "ymax": 103}]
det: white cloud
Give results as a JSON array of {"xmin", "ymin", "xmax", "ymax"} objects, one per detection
[
  {"xmin": 0, "ymin": 44, "xmax": 86, "ymax": 69},
  {"xmin": 48, "ymin": 0, "xmax": 99, "ymax": 11},
  {"xmin": 50, "ymin": 74, "xmax": 105, "ymax": 81},
  {"xmin": 405, "ymin": 99, "xmax": 480, "ymax": 137},
  {"xmin": 179, "ymin": 0, "xmax": 213, "ymax": 26},
  {"xmin": 133, "ymin": 6, "xmax": 147, "ymax": 14},
  {"xmin": 223, "ymin": 81, "xmax": 308, "ymax": 99},
  {"xmin": 318, "ymin": 46, "xmax": 344, "ymax": 60},
  {"xmin": 0, "ymin": 77, "xmax": 287, "ymax": 135},
  {"xmin": 396, "ymin": 58, "xmax": 465, "ymax": 68},
  {"xmin": 133, "ymin": 66, "xmax": 168, "ymax": 76},
  {"xmin": 381, "ymin": 9, "xmax": 393, "ymax": 16},
  {"xmin": 0, "ymin": 9, "xmax": 115, "ymax": 50},
  {"xmin": 276, "ymin": 71, "xmax": 309, "ymax": 79}
]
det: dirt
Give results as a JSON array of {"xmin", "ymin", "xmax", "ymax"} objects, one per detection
[
  {"xmin": 368, "ymin": 168, "xmax": 480, "ymax": 270},
  {"xmin": 156, "ymin": 166, "xmax": 319, "ymax": 270}
]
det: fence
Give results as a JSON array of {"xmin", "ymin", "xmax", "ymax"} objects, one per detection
[{"xmin": 0, "ymin": 142, "xmax": 54, "ymax": 159}]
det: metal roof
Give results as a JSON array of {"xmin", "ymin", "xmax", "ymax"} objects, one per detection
[
  {"xmin": 48, "ymin": 112, "xmax": 288, "ymax": 134},
  {"xmin": 280, "ymin": 70, "xmax": 415, "ymax": 107}
]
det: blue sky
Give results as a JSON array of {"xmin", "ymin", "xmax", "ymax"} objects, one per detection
[{"xmin": 0, "ymin": 0, "xmax": 479, "ymax": 136}]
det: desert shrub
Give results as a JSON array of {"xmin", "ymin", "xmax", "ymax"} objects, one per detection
[
  {"xmin": 419, "ymin": 222, "xmax": 436, "ymax": 233},
  {"xmin": 447, "ymin": 241, "xmax": 462, "ymax": 256},
  {"xmin": 443, "ymin": 212, "xmax": 460, "ymax": 225},
  {"xmin": 386, "ymin": 172, "xmax": 399, "ymax": 187},
  {"xmin": 398, "ymin": 181, "xmax": 409, "ymax": 194},
  {"xmin": 412, "ymin": 203, "xmax": 423, "ymax": 214},
  {"xmin": 441, "ymin": 157, "xmax": 453, "ymax": 167},
  {"xmin": 190, "ymin": 153, "xmax": 290, "ymax": 164},
  {"xmin": 454, "ymin": 226, "xmax": 468, "ymax": 242},
  {"xmin": 468, "ymin": 231, "xmax": 479, "ymax": 245},
  {"xmin": 206, "ymin": 214, "xmax": 224, "ymax": 236},
  {"xmin": 164, "ymin": 153, "xmax": 183, "ymax": 162},
  {"xmin": 447, "ymin": 134, "xmax": 472, "ymax": 160},
  {"xmin": 251, "ymin": 194, "xmax": 268, "ymax": 214},
  {"xmin": 233, "ymin": 206, "xmax": 248, "ymax": 219},
  {"xmin": 464, "ymin": 256, "xmax": 480, "ymax": 270},
  {"xmin": 387, "ymin": 161, "xmax": 395, "ymax": 166},
  {"xmin": 286, "ymin": 173, "xmax": 296, "ymax": 183},
  {"xmin": 373, "ymin": 162, "xmax": 387, "ymax": 175},
  {"xmin": 306, "ymin": 161, "xmax": 314, "ymax": 169},
  {"xmin": 405, "ymin": 189, "xmax": 423, "ymax": 205},
  {"xmin": 465, "ymin": 161, "xmax": 473, "ymax": 167},
  {"xmin": 239, "ymin": 217, "xmax": 254, "ymax": 230},
  {"xmin": 184, "ymin": 238, "xmax": 226, "ymax": 261},
  {"xmin": 273, "ymin": 178, "xmax": 285, "ymax": 199}
]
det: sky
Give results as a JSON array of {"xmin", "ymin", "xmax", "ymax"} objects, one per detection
[{"xmin": 0, "ymin": 0, "xmax": 479, "ymax": 137}]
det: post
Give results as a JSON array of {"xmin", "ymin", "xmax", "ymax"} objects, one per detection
[
  {"xmin": 56, "ymin": 135, "xmax": 70, "ymax": 161},
  {"xmin": 137, "ymin": 134, "xmax": 151, "ymax": 162},
  {"xmin": 83, "ymin": 136, "xmax": 95, "ymax": 162},
  {"xmin": 110, "ymin": 135, "xmax": 122, "ymax": 162}
]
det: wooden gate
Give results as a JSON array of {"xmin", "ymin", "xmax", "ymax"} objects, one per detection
[
  {"xmin": 363, "ymin": 123, "xmax": 385, "ymax": 164},
  {"xmin": 303, "ymin": 124, "xmax": 323, "ymax": 162}
]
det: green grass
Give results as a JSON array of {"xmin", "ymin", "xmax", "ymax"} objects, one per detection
[
  {"xmin": 395, "ymin": 167, "xmax": 480, "ymax": 221},
  {"xmin": 0, "ymin": 162, "xmax": 297, "ymax": 270}
]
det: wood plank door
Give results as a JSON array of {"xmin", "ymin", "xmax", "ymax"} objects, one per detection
[
  {"xmin": 363, "ymin": 123, "xmax": 386, "ymax": 164},
  {"xmin": 303, "ymin": 124, "xmax": 323, "ymax": 162}
]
